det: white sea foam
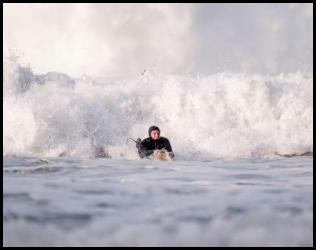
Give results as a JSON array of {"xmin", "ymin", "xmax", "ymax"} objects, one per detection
[
  {"xmin": 3, "ymin": 56, "xmax": 313, "ymax": 159},
  {"xmin": 3, "ymin": 156, "xmax": 313, "ymax": 247},
  {"xmin": 3, "ymin": 4, "xmax": 313, "ymax": 247}
]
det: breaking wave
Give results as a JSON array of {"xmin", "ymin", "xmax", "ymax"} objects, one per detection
[{"xmin": 3, "ymin": 56, "xmax": 313, "ymax": 160}]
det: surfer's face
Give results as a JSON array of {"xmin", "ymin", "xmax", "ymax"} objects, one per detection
[{"xmin": 150, "ymin": 130, "xmax": 160, "ymax": 140}]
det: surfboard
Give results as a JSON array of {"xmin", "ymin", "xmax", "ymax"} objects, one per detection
[{"xmin": 150, "ymin": 149, "xmax": 171, "ymax": 161}]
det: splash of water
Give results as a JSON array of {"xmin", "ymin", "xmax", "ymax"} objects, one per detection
[{"xmin": 3, "ymin": 56, "xmax": 313, "ymax": 159}]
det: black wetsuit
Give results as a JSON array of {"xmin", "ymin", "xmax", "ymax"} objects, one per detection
[{"xmin": 137, "ymin": 137, "xmax": 173, "ymax": 158}]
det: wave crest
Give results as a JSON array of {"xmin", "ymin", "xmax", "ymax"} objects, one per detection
[{"xmin": 3, "ymin": 57, "xmax": 313, "ymax": 159}]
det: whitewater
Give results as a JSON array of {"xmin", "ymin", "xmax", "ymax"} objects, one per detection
[
  {"xmin": 3, "ymin": 156, "xmax": 313, "ymax": 247},
  {"xmin": 3, "ymin": 3, "xmax": 313, "ymax": 247},
  {"xmin": 3, "ymin": 56, "xmax": 313, "ymax": 159},
  {"xmin": 3, "ymin": 54, "xmax": 313, "ymax": 247}
]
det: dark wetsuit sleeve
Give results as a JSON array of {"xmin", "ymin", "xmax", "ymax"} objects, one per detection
[
  {"xmin": 137, "ymin": 140, "xmax": 154, "ymax": 158},
  {"xmin": 164, "ymin": 139, "xmax": 173, "ymax": 152}
]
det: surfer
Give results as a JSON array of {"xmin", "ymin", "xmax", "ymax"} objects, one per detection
[{"xmin": 136, "ymin": 126, "xmax": 174, "ymax": 159}]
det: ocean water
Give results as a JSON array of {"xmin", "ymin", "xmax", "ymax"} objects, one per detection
[
  {"xmin": 3, "ymin": 155, "xmax": 313, "ymax": 247},
  {"xmin": 3, "ymin": 57, "xmax": 313, "ymax": 159},
  {"xmin": 3, "ymin": 55, "xmax": 313, "ymax": 247},
  {"xmin": 3, "ymin": 3, "xmax": 313, "ymax": 247}
]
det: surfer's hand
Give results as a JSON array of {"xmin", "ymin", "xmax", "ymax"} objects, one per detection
[
  {"xmin": 168, "ymin": 152, "xmax": 175, "ymax": 158},
  {"xmin": 135, "ymin": 138, "xmax": 142, "ymax": 149}
]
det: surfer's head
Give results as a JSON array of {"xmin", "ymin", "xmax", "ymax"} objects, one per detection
[{"xmin": 148, "ymin": 126, "xmax": 160, "ymax": 140}]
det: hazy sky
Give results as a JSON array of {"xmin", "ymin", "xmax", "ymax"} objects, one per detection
[{"xmin": 4, "ymin": 3, "xmax": 313, "ymax": 78}]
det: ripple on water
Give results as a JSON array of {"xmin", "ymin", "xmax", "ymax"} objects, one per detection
[
  {"xmin": 23, "ymin": 213, "xmax": 93, "ymax": 230},
  {"xmin": 3, "ymin": 166, "xmax": 63, "ymax": 174},
  {"xmin": 231, "ymin": 174, "xmax": 272, "ymax": 180}
]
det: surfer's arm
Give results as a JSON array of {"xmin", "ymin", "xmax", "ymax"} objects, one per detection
[
  {"xmin": 138, "ymin": 149, "xmax": 154, "ymax": 158},
  {"xmin": 164, "ymin": 139, "xmax": 175, "ymax": 158},
  {"xmin": 137, "ymin": 141, "xmax": 154, "ymax": 158},
  {"xmin": 164, "ymin": 139, "xmax": 173, "ymax": 152},
  {"xmin": 144, "ymin": 150, "xmax": 154, "ymax": 157},
  {"xmin": 168, "ymin": 152, "xmax": 175, "ymax": 158}
]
